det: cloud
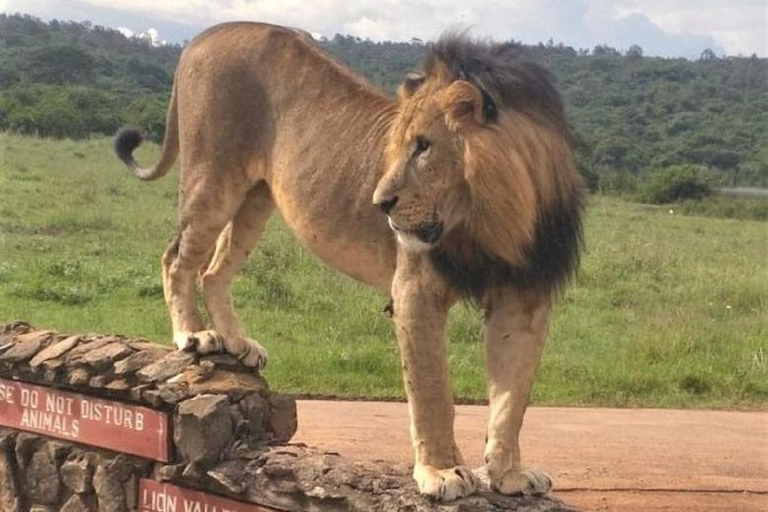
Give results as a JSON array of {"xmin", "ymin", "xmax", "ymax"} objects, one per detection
[
  {"xmin": 116, "ymin": 26, "xmax": 167, "ymax": 46},
  {"xmin": 1, "ymin": 0, "xmax": 763, "ymax": 57}
]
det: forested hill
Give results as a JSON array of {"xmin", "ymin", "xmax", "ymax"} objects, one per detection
[{"xmin": 1, "ymin": 14, "xmax": 766, "ymax": 187}]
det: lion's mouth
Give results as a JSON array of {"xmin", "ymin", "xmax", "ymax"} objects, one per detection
[{"xmin": 388, "ymin": 219, "xmax": 444, "ymax": 246}]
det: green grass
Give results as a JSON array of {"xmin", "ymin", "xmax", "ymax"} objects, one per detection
[{"xmin": 1, "ymin": 133, "xmax": 766, "ymax": 409}]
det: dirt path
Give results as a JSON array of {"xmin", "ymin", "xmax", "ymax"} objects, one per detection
[{"xmin": 293, "ymin": 401, "xmax": 768, "ymax": 510}]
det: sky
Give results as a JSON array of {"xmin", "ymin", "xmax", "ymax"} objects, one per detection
[{"xmin": 1, "ymin": 0, "xmax": 766, "ymax": 59}]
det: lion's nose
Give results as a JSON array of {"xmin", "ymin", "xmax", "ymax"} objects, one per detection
[{"xmin": 376, "ymin": 195, "xmax": 399, "ymax": 215}]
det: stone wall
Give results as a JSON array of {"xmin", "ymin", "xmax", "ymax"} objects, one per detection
[{"xmin": 0, "ymin": 322, "xmax": 574, "ymax": 512}]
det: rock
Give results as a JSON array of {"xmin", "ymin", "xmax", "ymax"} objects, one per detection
[
  {"xmin": 89, "ymin": 375, "xmax": 107, "ymax": 388},
  {"xmin": 41, "ymin": 358, "xmax": 65, "ymax": 372},
  {"xmin": 127, "ymin": 340, "xmax": 165, "ymax": 352},
  {"xmin": 157, "ymin": 381, "xmax": 190, "ymax": 404},
  {"xmin": 0, "ymin": 321, "xmax": 31, "ymax": 340},
  {"xmin": 0, "ymin": 431, "xmax": 21, "ymax": 512},
  {"xmin": 25, "ymin": 443, "xmax": 61, "ymax": 505},
  {"xmin": 64, "ymin": 338, "xmax": 115, "ymax": 362},
  {"xmin": 29, "ymin": 335, "xmax": 82, "ymax": 368},
  {"xmin": 0, "ymin": 330, "xmax": 53, "ymax": 364},
  {"xmin": 207, "ymin": 459, "xmax": 248, "ymax": 494},
  {"xmin": 60, "ymin": 494, "xmax": 95, "ymax": 512},
  {"xmin": 125, "ymin": 473, "xmax": 139, "ymax": 510},
  {"xmin": 198, "ymin": 360, "xmax": 216, "ymax": 378},
  {"xmin": 67, "ymin": 368, "xmax": 90, "ymax": 386},
  {"xmin": 105, "ymin": 379, "xmax": 131, "ymax": 392},
  {"xmin": 137, "ymin": 350, "xmax": 196, "ymax": 383},
  {"xmin": 200, "ymin": 353, "xmax": 246, "ymax": 372},
  {"xmin": 153, "ymin": 463, "xmax": 185, "ymax": 482},
  {"xmin": 113, "ymin": 349, "xmax": 164, "ymax": 375},
  {"xmin": 174, "ymin": 394, "xmax": 233, "ymax": 468},
  {"xmin": 79, "ymin": 342, "xmax": 133, "ymax": 371},
  {"xmin": 46, "ymin": 440, "xmax": 70, "ymax": 463},
  {"xmin": 141, "ymin": 389, "xmax": 164, "ymax": 408},
  {"xmin": 14, "ymin": 433, "xmax": 39, "ymax": 472},
  {"xmin": 187, "ymin": 369, "xmax": 269, "ymax": 401},
  {"xmin": 240, "ymin": 446, "xmax": 577, "ymax": 512},
  {"xmin": 60, "ymin": 453, "xmax": 95, "ymax": 494},
  {"xmin": 267, "ymin": 395, "xmax": 298, "ymax": 443},
  {"xmin": 129, "ymin": 384, "xmax": 151, "ymax": 402},
  {"xmin": 240, "ymin": 393, "xmax": 268, "ymax": 433},
  {"xmin": 93, "ymin": 456, "xmax": 133, "ymax": 512},
  {"xmin": 29, "ymin": 506, "xmax": 56, "ymax": 512}
]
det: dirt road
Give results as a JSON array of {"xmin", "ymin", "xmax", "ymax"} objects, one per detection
[{"xmin": 294, "ymin": 401, "xmax": 767, "ymax": 510}]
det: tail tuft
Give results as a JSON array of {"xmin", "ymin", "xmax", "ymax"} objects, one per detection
[{"xmin": 114, "ymin": 127, "xmax": 143, "ymax": 166}]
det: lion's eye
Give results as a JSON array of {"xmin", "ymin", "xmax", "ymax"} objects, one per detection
[{"xmin": 414, "ymin": 136, "xmax": 431, "ymax": 156}]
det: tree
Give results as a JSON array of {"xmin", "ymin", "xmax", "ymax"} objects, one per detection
[
  {"xmin": 700, "ymin": 48, "xmax": 718, "ymax": 61},
  {"xmin": 627, "ymin": 45, "xmax": 643, "ymax": 59}
]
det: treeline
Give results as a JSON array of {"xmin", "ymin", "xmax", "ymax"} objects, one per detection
[{"xmin": 1, "ymin": 14, "xmax": 766, "ymax": 188}]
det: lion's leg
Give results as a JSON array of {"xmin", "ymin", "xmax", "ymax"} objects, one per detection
[
  {"xmin": 164, "ymin": 172, "xmax": 247, "ymax": 355},
  {"xmin": 200, "ymin": 182, "xmax": 274, "ymax": 368},
  {"xmin": 392, "ymin": 255, "xmax": 478, "ymax": 501},
  {"xmin": 482, "ymin": 287, "xmax": 552, "ymax": 495}
]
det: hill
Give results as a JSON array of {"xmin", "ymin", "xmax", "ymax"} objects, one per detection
[{"xmin": 1, "ymin": 14, "xmax": 766, "ymax": 188}]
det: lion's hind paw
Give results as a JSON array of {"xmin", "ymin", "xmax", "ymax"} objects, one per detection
[{"xmin": 414, "ymin": 464, "xmax": 479, "ymax": 502}]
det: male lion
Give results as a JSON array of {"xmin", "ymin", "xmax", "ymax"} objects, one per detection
[{"xmin": 115, "ymin": 23, "xmax": 585, "ymax": 501}]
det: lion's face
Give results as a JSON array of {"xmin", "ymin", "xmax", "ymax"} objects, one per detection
[{"xmin": 374, "ymin": 81, "xmax": 474, "ymax": 251}]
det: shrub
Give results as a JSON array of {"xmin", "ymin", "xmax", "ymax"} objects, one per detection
[{"xmin": 639, "ymin": 165, "xmax": 713, "ymax": 204}]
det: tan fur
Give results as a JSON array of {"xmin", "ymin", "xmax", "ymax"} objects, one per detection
[{"xmin": 120, "ymin": 23, "xmax": 582, "ymax": 501}]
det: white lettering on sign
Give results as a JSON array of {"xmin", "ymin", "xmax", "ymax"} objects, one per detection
[
  {"xmin": 0, "ymin": 383, "xmax": 15, "ymax": 403},
  {"xmin": 0, "ymin": 378, "xmax": 170, "ymax": 461},
  {"xmin": 142, "ymin": 487, "xmax": 179, "ymax": 512},
  {"xmin": 139, "ymin": 480, "xmax": 271, "ymax": 512},
  {"xmin": 80, "ymin": 399, "xmax": 145, "ymax": 431}
]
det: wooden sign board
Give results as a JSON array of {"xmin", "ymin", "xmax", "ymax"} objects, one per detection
[
  {"xmin": 0, "ymin": 377, "xmax": 170, "ymax": 461},
  {"xmin": 139, "ymin": 479, "xmax": 277, "ymax": 512}
]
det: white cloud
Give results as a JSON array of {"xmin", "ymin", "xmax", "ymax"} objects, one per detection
[
  {"xmin": 1, "ymin": 0, "xmax": 764, "ymax": 57},
  {"xmin": 116, "ymin": 25, "xmax": 167, "ymax": 46},
  {"xmin": 116, "ymin": 26, "xmax": 134, "ymax": 38}
]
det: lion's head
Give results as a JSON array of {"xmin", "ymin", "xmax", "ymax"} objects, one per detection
[{"xmin": 374, "ymin": 36, "xmax": 585, "ymax": 297}]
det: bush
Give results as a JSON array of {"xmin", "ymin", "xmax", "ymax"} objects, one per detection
[{"xmin": 639, "ymin": 165, "xmax": 713, "ymax": 204}]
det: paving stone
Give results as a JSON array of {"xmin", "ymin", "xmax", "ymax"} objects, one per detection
[
  {"xmin": 79, "ymin": 342, "xmax": 133, "ymax": 371},
  {"xmin": 113, "ymin": 349, "xmax": 164, "ymax": 375},
  {"xmin": 0, "ymin": 331, "xmax": 53, "ymax": 364},
  {"xmin": 137, "ymin": 350, "xmax": 196, "ymax": 383},
  {"xmin": 29, "ymin": 335, "xmax": 82, "ymax": 368}
]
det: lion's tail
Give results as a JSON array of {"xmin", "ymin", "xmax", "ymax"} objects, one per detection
[{"xmin": 114, "ymin": 80, "xmax": 179, "ymax": 181}]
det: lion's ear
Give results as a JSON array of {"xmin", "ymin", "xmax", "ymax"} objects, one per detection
[
  {"xmin": 398, "ymin": 72, "xmax": 426, "ymax": 99},
  {"xmin": 443, "ymin": 80, "xmax": 485, "ymax": 127}
]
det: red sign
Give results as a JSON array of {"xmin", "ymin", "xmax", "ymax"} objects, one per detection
[
  {"xmin": 0, "ymin": 378, "xmax": 170, "ymax": 461},
  {"xmin": 139, "ymin": 479, "xmax": 277, "ymax": 512}
]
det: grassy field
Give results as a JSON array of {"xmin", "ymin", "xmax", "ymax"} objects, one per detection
[{"xmin": 0, "ymin": 133, "xmax": 765, "ymax": 409}]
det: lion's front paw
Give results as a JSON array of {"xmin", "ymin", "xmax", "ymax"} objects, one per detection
[
  {"xmin": 414, "ymin": 463, "xmax": 479, "ymax": 501},
  {"xmin": 488, "ymin": 467, "xmax": 552, "ymax": 496},
  {"xmin": 236, "ymin": 337, "xmax": 268, "ymax": 370},
  {"xmin": 174, "ymin": 330, "xmax": 224, "ymax": 353}
]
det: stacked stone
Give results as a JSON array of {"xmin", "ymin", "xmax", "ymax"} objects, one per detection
[
  {"xmin": 0, "ymin": 322, "xmax": 574, "ymax": 512},
  {"xmin": 0, "ymin": 322, "xmax": 296, "ymax": 512}
]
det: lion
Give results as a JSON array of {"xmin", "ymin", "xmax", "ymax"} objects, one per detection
[{"xmin": 115, "ymin": 22, "xmax": 585, "ymax": 501}]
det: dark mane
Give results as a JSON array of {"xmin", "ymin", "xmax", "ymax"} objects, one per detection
[
  {"xmin": 423, "ymin": 35, "xmax": 585, "ymax": 300},
  {"xmin": 430, "ymin": 194, "xmax": 585, "ymax": 300},
  {"xmin": 423, "ymin": 34, "xmax": 568, "ymax": 132}
]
